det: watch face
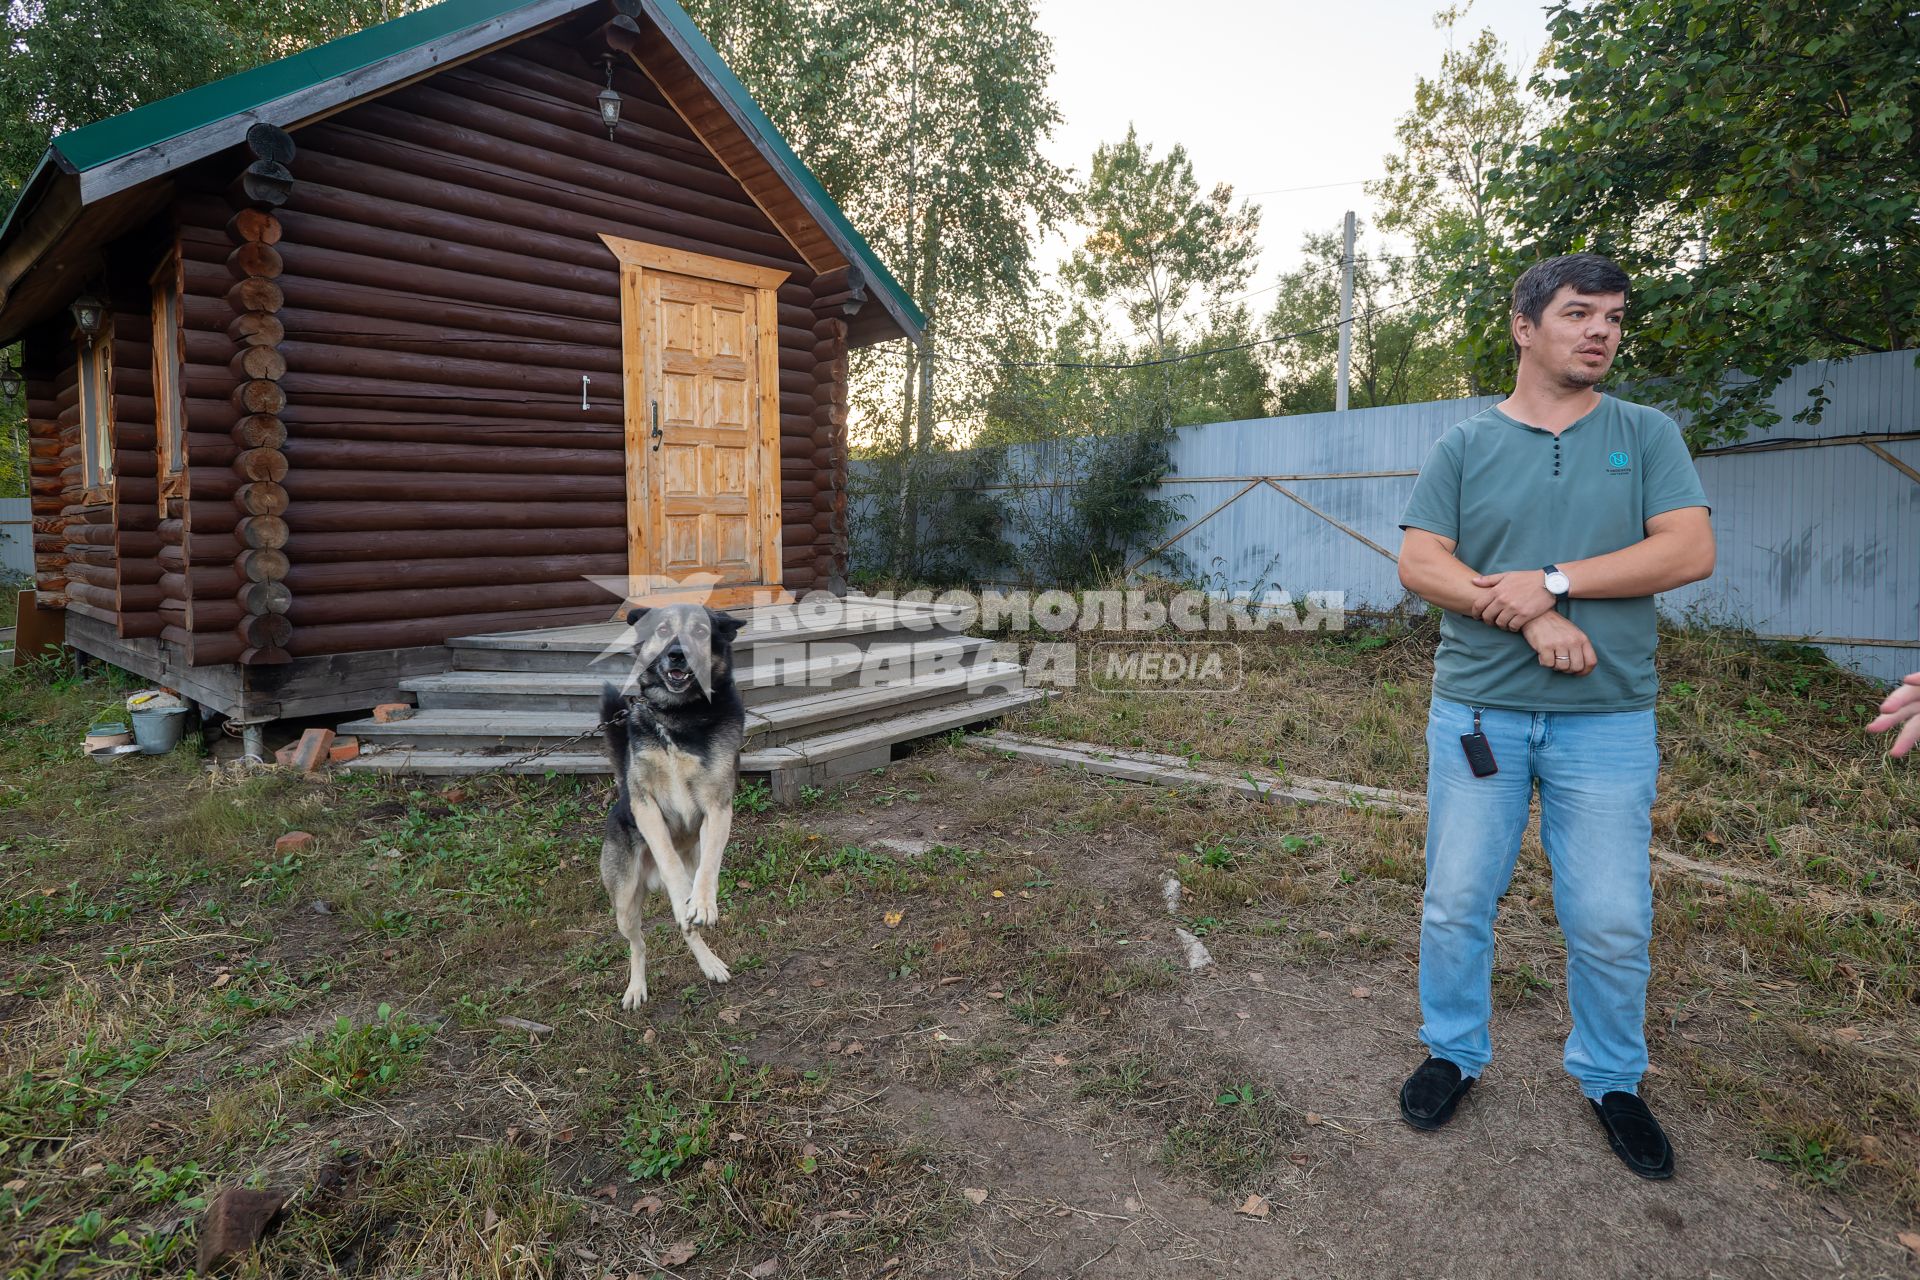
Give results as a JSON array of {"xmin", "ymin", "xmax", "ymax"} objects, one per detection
[{"xmin": 1545, "ymin": 571, "xmax": 1570, "ymax": 595}]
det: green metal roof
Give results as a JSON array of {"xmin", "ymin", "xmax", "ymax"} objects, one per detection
[{"xmin": 49, "ymin": 0, "xmax": 543, "ymax": 175}]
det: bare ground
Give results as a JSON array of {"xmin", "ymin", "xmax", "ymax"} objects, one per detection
[{"xmin": 3, "ymin": 623, "xmax": 1917, "ymax": 1278}]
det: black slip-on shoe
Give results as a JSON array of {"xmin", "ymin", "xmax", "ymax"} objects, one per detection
[
  {"xmin": 1589, "ymin": 1090, "xmax": 1675, "ymax": 1180},
  {"xmin": 1399, "ymin": 1056, "xmax": 1474, "ymax": 1131}
]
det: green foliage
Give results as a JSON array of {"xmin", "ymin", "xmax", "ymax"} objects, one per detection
[
  {"xmin": 1368, "ymin": 9, "xmax": 1543, "ymax": 398},
  {"xmin": 686, "ymin": 0, "xmax": 1069, "ymax": 575},
  {"xmin": 1265, "ymin": 219, "xmax": 1467, "ymax": 413},
  {"xmin": 0, "ymin": 0, "xmax": 430, "ymax": 203},
  {"xmin": 296, "ymin": 1004, "xmax": 432, "ymax": 1101},
  {"xmin": 620, "ymin": 1080, "xmax": 716, "ymax": 1180},
  {"xmin": 1762, "ymin": 1132, "xmax": 1851, "ymax": 1190},
  {"xmin": 619, "ymin": 1056, "xmax": 767, "ymax": 1181},
  {"xmin": 0, "ymin": 1035, "xmax": 165, "ymax": 1165},
  {"xmin": 1063, "ymin": 127, "xmax": 1262, "ymax": 381},
  {"xmin": 851, "ymin": 444, "xmax": 1011, "ymax": 587},
  {"xmin": 1448, "ymin": 0, "xmax": 1920, "ymax": 445}
]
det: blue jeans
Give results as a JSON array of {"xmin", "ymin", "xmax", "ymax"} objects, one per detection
[{"xmin": 1419, "ymin": 695, "xmax": 1659, "ymax": 1098}]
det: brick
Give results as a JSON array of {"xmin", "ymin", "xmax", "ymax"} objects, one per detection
[
  {"xmin": 275, "ymin": 831, "xmax": 314, "ymax": 855},
  {"xmin": 327, "ymin": 737, "xmax": 359, "ymax": 763},
  {"xmin": 196, "ymin": 1186, "xmax": 287, "ymax": 1274},
  {"xmin": 273, "ymin": 743, "xmax": 299, "ymax": 767},
  {"xmin": 371, "ymin": 703, "xmax": 414, "ymax": 723},
  {"xmin": 288, "ymin": 728, "xmax": 335, "ymax": 775}
]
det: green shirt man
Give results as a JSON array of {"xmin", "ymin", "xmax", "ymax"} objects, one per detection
[
  {"xmin": 1389, "ymin": 252, "xmax": 1716, "ymax": 1185},
  {"xmin": 1398, "ymin": 395, "xmax": 1710, "ymax": 711}
]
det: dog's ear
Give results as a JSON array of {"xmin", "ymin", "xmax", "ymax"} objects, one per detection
[
  {"xmin": 707, "ymin": 608, "xmax": 746, "ymax": 637},
  {"xmin": 624, "ymin": 605, "xmax": 652, "ymax": 628}
]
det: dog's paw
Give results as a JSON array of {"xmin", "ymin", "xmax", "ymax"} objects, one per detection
[
  {"xmin": 620, "ymin": 978, "xmax": 649, "ymax": 1009},
  {"xmin": 695, "ymin": 952, "xmax": 731, "ymax": 984},
  {"xmin": 682, "ymin": 892, "xmax": 719, "ymax": 929}
]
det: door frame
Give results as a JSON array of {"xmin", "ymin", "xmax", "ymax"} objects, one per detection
[{"xmin": 600, "ymin": 234, "xmax": 790, "ymax": 608}]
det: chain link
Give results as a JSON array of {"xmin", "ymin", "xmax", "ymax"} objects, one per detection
[
  {"xmin": 369, "ymin": 705, "xmax": 629, "ymax": 783},
  {"xmin": 484, "ymin": 707, "xmax": 628, "ymax": 775}
]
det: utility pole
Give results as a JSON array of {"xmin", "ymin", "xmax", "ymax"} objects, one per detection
[{"xmin": 1335, "ymin": 209, "xmax": 1355, "ymax": 414}]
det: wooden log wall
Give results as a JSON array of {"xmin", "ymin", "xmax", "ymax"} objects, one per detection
[
  {"xmin": 172, "ymin": 186, "xmax": 243, "ymax": 667},
  {"xmin": 178, "ymin": 31, "xmax": 845, "ymax": 659},
  {"xmin": 221, "ymin": 126, "xmax": 297, "ymax": 664},
  {"xmin": 105, "ymin": 304, "xmax": 163, "ymax": 639},
  {"xmin": 25, "ymin": 326, "xmax": 129, "ymax": 633},
  {"xmin": 809, "ymin": 275, "xmax": 854, "ymax": 593},
  {"xmin": 23, "ymin": 333, "xmax": 72, "ymax": 608}
]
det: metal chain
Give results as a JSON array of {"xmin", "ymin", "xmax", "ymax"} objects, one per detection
[{"xmin": 481, "ymin": 706, "xmax": 629, "ymax": 776}]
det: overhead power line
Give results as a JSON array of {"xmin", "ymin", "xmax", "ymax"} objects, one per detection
[
  {"xmin": 1241, "ymin": 177, "xmax": 1376, "ymax": 198},
  {"xmin": 915, "ymin": 290, "xmax": 1439, "ymax": 372}
]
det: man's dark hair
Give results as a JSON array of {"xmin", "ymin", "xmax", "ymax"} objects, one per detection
[{"xmin": 1511, "ymin": 253, "xmax": 1631, "ymax": 326}]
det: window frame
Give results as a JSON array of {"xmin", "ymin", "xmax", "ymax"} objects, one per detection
[
  {"xmin": 77, "ymin": 316, "xmax": 115, "ymax": 504},
  {"xmin": 151, "ymin": 253, "xmax": 187, "ymax": 510}
]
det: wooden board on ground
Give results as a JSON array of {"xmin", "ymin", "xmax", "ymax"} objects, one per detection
[{"xmin": 967, "ymin": 731, "xmax": 1422, "ymax": 813}]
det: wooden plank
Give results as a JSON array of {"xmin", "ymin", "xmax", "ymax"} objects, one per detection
[
  {"xmin": 630, "ymin": 33, "xmax": 843, "ymax": 274},
  {"xmin": 62, "ymin": 608, "xmax": 253, "ymax": 717},
  {"xmin": 453, "ymin": 596, "xmax": 965, "ymax": 648},
  {"xmin": 599, "ymin": 232, "xmax": 790, "ymax": 291},
  {"xmin": 342, "ymin": 687, "xmax": 1043, "ymax": 778},
  {"xmin": 756, "ymin": 283, "xmax": 783, "ymax": 592},
  {"xmin": 1263, "ymin": 479, "xmax": 1401, "ymax": 564},
  {"xmin": 249, "ymin": 643, "xmax": 456, "ymax": 719},
  {"xmin": 1864, "ymin": 441, "xmax": 1920, "ymax": 488},
  {"xmin": 968, "ymin": 731, "xmax": 1421, "ymax": 813}
]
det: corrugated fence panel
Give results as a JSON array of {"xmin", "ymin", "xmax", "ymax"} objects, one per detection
[
  {"xmin": 0, "ymin": 497, "xmax": 31, "ymax": 580},
  {"xmin": 852, "ymin": 351, "xmax": 1918, "ymax": 682}
]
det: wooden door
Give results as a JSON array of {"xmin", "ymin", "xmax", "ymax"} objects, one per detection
[{"xmin": 603, "ymin": 236, "xmax": 789, "ymax": 604}]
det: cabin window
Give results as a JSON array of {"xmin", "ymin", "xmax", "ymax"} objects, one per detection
[
  {"xmin": 77, "ymin": 317, "xmax": 115, "ymax": 498},
  {"xmin": 152, "ymin": 255, "xmax": 186, "ymax": 502}
]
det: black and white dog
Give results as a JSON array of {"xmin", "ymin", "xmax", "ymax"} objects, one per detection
[{"xmin": 600, "ymin": 603, "xmax": 747, "ymax": 1008}]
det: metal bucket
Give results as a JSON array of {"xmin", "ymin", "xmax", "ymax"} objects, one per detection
[{"xmin": 130, "ymin": 705, "xmax": 187, "ymax": 755}]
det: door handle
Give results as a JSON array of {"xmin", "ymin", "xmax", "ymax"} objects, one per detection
[{"xmin": 650, "ymin": 399, "xmax": 663, "ymax": 451}]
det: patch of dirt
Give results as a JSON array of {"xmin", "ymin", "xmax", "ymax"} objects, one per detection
[{"xmin": 729, "ymin": 751, "xmax": 1912, "ymax": 1280}]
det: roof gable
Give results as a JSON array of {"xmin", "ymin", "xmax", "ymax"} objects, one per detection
[{"xmin": 0, "ymin": 0, "xmax": 921, "ymax": 346}]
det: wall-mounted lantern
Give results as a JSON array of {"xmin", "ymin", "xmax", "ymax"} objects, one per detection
[
  {"xmin": 597, "ymin": 57, "xmax": 622, "ymax": 140},
  {"xmin": 1, "ymin": 359, "xmax": 20, "ymax": 400},
  {"xmin": 70, "ymin": 294, "xmax": 105, "ymax": 346}
]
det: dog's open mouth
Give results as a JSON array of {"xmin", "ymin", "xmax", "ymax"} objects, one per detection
[{"xmin": 661, "ymin": 666, "xmax": 695, "ymax": 694}]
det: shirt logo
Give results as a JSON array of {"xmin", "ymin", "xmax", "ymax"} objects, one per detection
[{"xmin": 1607, "ymin": 450, "xmax": 1631, "ymax": 473}]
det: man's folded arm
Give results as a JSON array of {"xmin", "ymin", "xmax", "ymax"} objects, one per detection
[
  {"xmin": 1561, "ymin": 506, "xmax": 1715, "ymax": 598},
  {"xmin": 1398, "ymin": 527, "xmax": 1492, "ymax": 616}
]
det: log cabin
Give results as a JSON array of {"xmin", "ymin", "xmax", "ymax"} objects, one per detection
[{"xmin": 0, "ymin": 0, "xmax": 1041, "ymax": 782}]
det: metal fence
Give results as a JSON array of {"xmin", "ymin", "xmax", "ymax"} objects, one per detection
[
  {"xmin": 852, "ymin": 349, "xmax": 1920, "ymax": 683},
  {"xmin": 0, "ymin": 497, "xmax": 30, "ymax": 582}
]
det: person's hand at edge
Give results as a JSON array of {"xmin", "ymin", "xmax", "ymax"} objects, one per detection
[{"xmin": 1866, "ymin": 672, "xmax": 1920, "ymax": 758}]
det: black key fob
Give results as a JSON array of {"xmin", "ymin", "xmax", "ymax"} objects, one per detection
[{"xmin": 1460, "ymin": 731, "xmax": 1498, "ymax": 777}]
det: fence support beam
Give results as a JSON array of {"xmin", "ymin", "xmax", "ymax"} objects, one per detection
[{"xmin": 1263, "ymin": 480, "xmax": 1400, "ymax": 564}]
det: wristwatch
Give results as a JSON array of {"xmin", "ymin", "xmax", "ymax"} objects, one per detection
[{"xmin": 1543, "ymin": 565, "xmax": 1571, "ymax": 598}]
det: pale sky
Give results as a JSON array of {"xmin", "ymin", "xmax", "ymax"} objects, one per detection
[{"xmin": 1030, "ymin": 0, "xmax": 1558, "ymax": 304}]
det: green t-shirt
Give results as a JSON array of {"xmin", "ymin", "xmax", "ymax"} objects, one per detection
[{"xmin": 1398, "ymin": 395, "xmax": 1711, "ymax": 713}]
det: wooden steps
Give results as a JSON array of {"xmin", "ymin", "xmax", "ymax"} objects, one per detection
[
  {"xmin": 344, "ymin": 595, "xmax": 1045, "ymax": 795},
  {"xmin": 402, "ymin": 635, "xmax": 1000, "ymax": 712},
  {"xmin": 349, "ymin": 687, "xmax": 1047, "ymax": 795}
]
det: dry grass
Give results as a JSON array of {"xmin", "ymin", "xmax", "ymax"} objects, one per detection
[
  {"xmin": 2, "ymin": 611, "xmax": 1917, "ymax": 1275},
  {"xmin": 985, "ymin": 598, "xmax": 1920, "ymax": 1218}
]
